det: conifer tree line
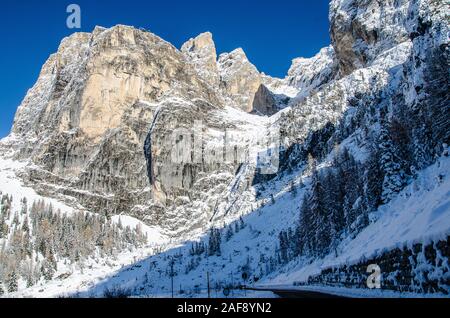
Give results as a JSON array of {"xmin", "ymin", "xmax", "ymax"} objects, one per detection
[
  {"xmin": 279, "ymin": 149, "xmax": 372, "ymax": 261},
  {"xmin": 0, "ymin": 195, "xmax": 147, "ymax": 293},
  {"xmin": 184, "ymin": 217, "xmax": 247, "ymax": 275}
]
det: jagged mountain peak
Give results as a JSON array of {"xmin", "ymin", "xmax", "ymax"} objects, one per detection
[
  {"xmin": 216, "ymin": 47, "xmax": 278, "ymax": 113},
  {"xmin": 181, "ymin": 36, "xmax": 284, "ymax": 115},
  {"xmin": 217, "ymin": 48, "xmax": 257, "ymax": 75},
  {"xmin": 219, "ymin": 47, "xmax": 248, "ymax": 59},
  {"xmin": 181, "ymin": 31, "xmax": 215, "ymax": 51},
  {"xmin": 181, "ymin": 31, "xmax": 220, "ymax": 87}
]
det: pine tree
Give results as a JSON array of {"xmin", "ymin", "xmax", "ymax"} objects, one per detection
[
  {"xmin": 289, "ymin": 180, "xmax": 298, "ymax": 197},
  {"xmin": 234, "ymin": 222, "xmax": 240, "ymax": 234},
  {"xmin": 309, "ymin": 168, "xmax": 324, "ymax": 215},
  {"xmin": 306, "ymin": 153, "xmax": 316, "ymax": 175},
  {"xmin": 239, "ymin": 217, "xmax": 245, "ymax": 230},
  {"xmin": 364, "ymin": 145, "xmax": 383, "ymax": 211},
  {"xmin": 423, "ymin": 47, "xmax": 450, "ymax": 150},
  {"xmin": 298, "ymin": 193, "xmax": 314, "ymax": 255},
  {"xmin": 379, "ymin": 122, "xmax": 407, "ymax": 203},
  {"xmin": 0, "ymin": 214, "xmax": 8, "ymax": 239},
  {"xmin": 322, "ymin": 170, "xmax": 344, "ymax": 250},
  {"xmin": 225, "ymin": 225, "xmax": 234, "ymax": 242},
  {"xmin": 309, "ymin": 166, "xmax": 327, "ymax": 255},
  {"xmin": 12, "ymin": 212, "xmax": 19, "ymax": 226},
  {"xmin": 41, "ymin": 261, "xmax": 55, "ymax": 281},
  {"xmin": 7, "ymin": 271, "xmax": 18, "ymax": 293},
  {"xmin": 21, "ymin": 197, "xmax": 28, "ymax": 215},
  {"xmin": 208, "ymin": 229, "xmax": 215, "ymax": 256},
  {"xmin": 412, "ymin": 121, "xmax": 433, "ymax": 169},
  {"xmin": 208, "ymin": 228, "xmax": 221, "ymax": 256},
  {"xmin": 278, "ymin": 231, "xmax": 289, "ymax": 263},
  {"xmin": 22, "ymin": 215, "xmax": 30, "ymax": 233},
  {"xmin": 215, "ymin": 229, "xmax": 222, "ymax": 257},
  {"xmin": 270, "ymin": 194, "xmax": 275, "ymax": 205}
]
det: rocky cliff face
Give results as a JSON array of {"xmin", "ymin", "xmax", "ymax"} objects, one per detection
[
  {"xmin": 6, "ymin": 25, "xmax": 225, "ymax": 220},
  {"xmin": 329, "ymin": 0, "xmax": 448, "ymax": 77}
]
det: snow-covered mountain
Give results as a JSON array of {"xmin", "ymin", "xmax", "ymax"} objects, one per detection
[{"xmin": 0, "ymin": 0, "xmax": 449, "ymax": 297}]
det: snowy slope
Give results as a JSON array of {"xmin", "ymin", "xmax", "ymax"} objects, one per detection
[
  {"xmin": 10, "ymin": 148, "xmax": 444, "ymax": 298},
  {"xmin": 0, "ymin": 158, "xmax": 77, "ymax": 216},
  {"xmin": 0, "ymin": 155, "xmax": 171, "ymax": 297},
  {"xmin": 264, "ymin": 150, "xmax": 450, "ymax": 288}
]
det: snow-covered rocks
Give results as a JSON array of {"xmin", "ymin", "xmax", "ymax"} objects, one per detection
[
  {"xmin": 285, "ymin": 46, "xmax": 338, "ymax": 97},
  {"xmin": 329, "ymin": 0, "xmax": 412, "ymax": 76}
]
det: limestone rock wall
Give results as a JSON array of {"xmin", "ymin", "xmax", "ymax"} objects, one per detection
[{"xmin": 8, "ymin": 25, "xmax": 224, "ymax": 219}]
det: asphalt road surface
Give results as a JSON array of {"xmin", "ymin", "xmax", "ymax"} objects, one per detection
[{"xmin": 244, "ymin": 286, "xmax": 347, "ymax": 298}]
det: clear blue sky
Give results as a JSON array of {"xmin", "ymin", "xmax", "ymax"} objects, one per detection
[{"xmin": 0, "ymin": 0, "xmax": 330, "ymax": 138}]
